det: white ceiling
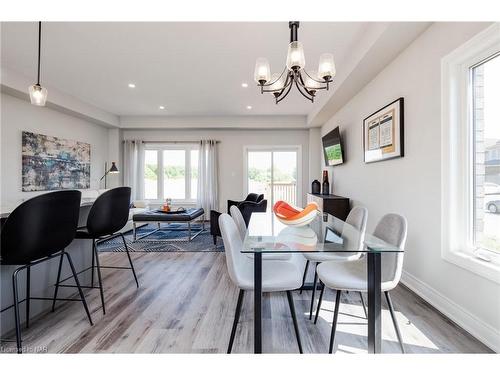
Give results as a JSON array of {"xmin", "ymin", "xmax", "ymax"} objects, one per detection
[{"xmin": 1, "ymin": 22, "xmax": 369, "ymax": 117}]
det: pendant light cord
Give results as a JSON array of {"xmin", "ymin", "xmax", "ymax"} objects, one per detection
[{"xmin": 37, "ymin": 21, "xmax": 41, "ymax": 85}]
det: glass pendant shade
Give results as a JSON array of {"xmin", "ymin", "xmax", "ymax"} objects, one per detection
[
  {"xmin": 254, "ymin": 58, "xmax": 271, "ymax": 84},
  {"xmin": 28, "ymin": 84, "xmax": 48, "ymax": 106},
  {"xmin": 286, "ymin": 41, "xmax": 305, "ymax": 71},
  {"xmin": 268, "ymin": 72, "xmax": 287, "ymax": 92},
  {"xmin": 318, "ymin": 53, "xmax": 336, "ymax": 80},
  {"xmin": 304, "ymin": 70, "xmax": 321, "ymax": 90}
]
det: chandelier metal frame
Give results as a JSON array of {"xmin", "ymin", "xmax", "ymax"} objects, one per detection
[{"xmin": 256, "ymin": 22, "xmax": 334, "ymax": 104}]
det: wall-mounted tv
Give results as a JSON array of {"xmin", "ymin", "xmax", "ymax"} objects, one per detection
[{"xmin": 322, "ymin": 126, "xmax": 344, "ymax": 166}]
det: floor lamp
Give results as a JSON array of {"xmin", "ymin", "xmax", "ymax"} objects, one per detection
[{"xmin": 100, "ymin": 161, "xmax": 119, "ymax": 189}]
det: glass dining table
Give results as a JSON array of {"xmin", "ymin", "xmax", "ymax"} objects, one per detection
[{"xmin": 242, "ymin": 211, "xmax": 404, "ymax": 354}]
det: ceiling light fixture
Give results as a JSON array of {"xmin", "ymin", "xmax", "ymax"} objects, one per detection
[
  {"xmin": 246, "ymin": 105, "xmax": 252, "ymax": 110},
  {"xmin": 28, "ymin": 21, "xmax": 48, "ymax": 106},
  {"xmin": 128, "ymin": 83, "xmax": 136, "ymax": 88},
  {"xmin": 159, "ymin": 106, "xmax": 165, "ymax": 110},
  {"xmin": 241, "ymin": 83, "xmax": 249, "ymax": 88},
  {"xmin": 254, "ymin": 21, "xmax": 336, "ymax": 104}
]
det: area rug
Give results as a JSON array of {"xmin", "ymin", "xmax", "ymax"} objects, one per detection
[{"xmin": 98, "ymin": 223, "xmax": 224, "ymax": 252}]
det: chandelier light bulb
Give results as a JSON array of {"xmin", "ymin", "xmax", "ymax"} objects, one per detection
[
  {"xmin": 28, "ymin": 84, "xmax": 48, "ymax": 106},
  {"xmin": 286, "ymin": 41, "xmax": 305, "ymax": 71},
  {"xmin": 254, "ymin": 57, "xmax": 271, "ymax": 84},
  {"xmin": 318, "ymin": 53, "xmax": 336, "ymax": 80}
]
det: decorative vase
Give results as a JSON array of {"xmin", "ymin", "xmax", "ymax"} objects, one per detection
[
  {"xmin": 311, "ymin": 180, "xmax": 320, "ymax": 194},
  {"xmin": 322, "ymin": 170, "xmax": 330, "ymax": 195},
  {"xmin": 273, "ymin": 200, "xmax": 319, "ymax": 227}
]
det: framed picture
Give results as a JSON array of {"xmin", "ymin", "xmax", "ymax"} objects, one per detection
[
  {"xmin": 363, "ymin": 97, "xmax": 404, "ymax": 163},
  {"xmin": 22, "ymin": 131, "xmax": 91, "ymax": 191}
]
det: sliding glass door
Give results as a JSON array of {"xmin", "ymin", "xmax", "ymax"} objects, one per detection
[{"xmin": 246, "ymin": 147, "xmax": 300, "ymax": 209}]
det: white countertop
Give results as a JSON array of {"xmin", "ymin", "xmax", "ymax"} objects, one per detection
[{"xmin": 0, "ymin": 198, "xmax": 96, "ymax": 219}]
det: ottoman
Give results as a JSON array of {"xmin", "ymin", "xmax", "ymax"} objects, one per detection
[{"xmin": 132, "ymin": 208, "xmax": 205, "ymax": 242}]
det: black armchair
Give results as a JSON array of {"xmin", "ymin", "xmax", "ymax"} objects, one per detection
[
  {"xmin": 210, "ymin": 193, "xmax": 267, "ymax": 245},
  {"xmin": 227, "ymin": 193, "xmax": 264, "ymax": 211}
]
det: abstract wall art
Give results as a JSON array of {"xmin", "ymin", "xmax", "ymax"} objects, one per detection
[{"xmin": 22, "ymin": 131, "xmax": 91, "ymax": 191}]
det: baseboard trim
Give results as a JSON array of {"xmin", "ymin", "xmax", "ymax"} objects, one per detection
[{"xmin": 400, "ymin": 270, "xmax": 500, "ymax": 353}]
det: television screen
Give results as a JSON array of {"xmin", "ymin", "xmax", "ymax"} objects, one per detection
[{"xmin": 322, "ymin": 126, "xmax": 344, "ymax": 166}]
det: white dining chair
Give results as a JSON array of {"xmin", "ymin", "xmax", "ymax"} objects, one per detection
[
  {"xmin": 300, "ymin": 206, "xmax": 368, "ymax": 319},
  {"xmin": 315, "ymin": 213, "xmax": 408, "ymax": 353},
  {"xmin": 229, "ymin": 205, "xmax": 292, "ymax": 261},
  {"xmin": 219, "ymin": 213, "xmax": 304, "ymax": 353}
]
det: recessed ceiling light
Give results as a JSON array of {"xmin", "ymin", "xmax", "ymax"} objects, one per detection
[
  {"xmin": 159, "ymin": 106, "xmax": 165, "ymax": 110},
  {"xmin": 241, "ymin": 83, "xmax": 249, "ymax": 88},
  {"xmin": 246, "ymin": 105, "xmax": 252, "ymax": 110},
  {"xmin": 128, "ymin": 83, "xmax": 136, "ymax": 88}
]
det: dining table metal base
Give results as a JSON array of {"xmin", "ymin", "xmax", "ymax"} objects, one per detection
[
  {"xmin": 254, "ymin": 252, "xmax": 262, "ymax": 353},
  {"xmin": 367, "ymin": 252, "xmax": 382, "ymax": 353},
  {"xmin": 251, "ymin": 251, "xmax": 383, "ymax": 354}
]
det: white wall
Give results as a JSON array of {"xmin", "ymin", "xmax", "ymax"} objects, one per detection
[
  {"xmin": 0, "ymin": 92, "xmax": 109, "ymax": 335},
  {"xmin": 321, "ymin": 22, "xmax": 500, "ymax": 351},
  {"xmin": 0, "ymin": 93, "xmax": 109, "ymax": 205},
  {"xmin": 122, "ymin": 128, "xmax": 310, "ymax": 210}
]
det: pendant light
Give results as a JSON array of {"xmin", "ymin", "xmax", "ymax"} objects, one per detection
[
  {"xmin": 254, "ymin": 22, "xmax": 336, "ymax": 104},
  {"xmin": 28, "ymin": 22, "xmax": 48, "ymax": 106}
]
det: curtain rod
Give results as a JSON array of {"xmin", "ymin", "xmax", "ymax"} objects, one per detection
[{"xmin": 122, "ymin": 140, "xmax": 221, "ymax": 144}]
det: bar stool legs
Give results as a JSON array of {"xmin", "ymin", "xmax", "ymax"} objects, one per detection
[
  {"xmin": 64, "ymin": 251, "xmax": 93, "ymax": 325},
  {"xmin": 52, "ymin": 253, "xmax": 64, "ymax": 312},
  {"xmin": 120, "ymin": 233, "xmax": 139, "ymax": 288},
  {"xmin": 93, "ymin": 240, "xmax": 106, "ymax": 315},
  {"xmin": 12, "ymin": 269, "xmax": 22, "ymax": 354},
  {"xmin": 25, "ymin": 268, "xmax": 30, "ymax": 329}
]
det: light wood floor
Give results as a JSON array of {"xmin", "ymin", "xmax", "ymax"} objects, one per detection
[{"xmin": 1, "ymin": 252, "xmax": 492, "ymax": 353}]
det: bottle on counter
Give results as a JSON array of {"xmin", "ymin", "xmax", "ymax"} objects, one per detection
[{"xmin": 322, "ymin": 170, "xmax": 330, "ymax": 195}]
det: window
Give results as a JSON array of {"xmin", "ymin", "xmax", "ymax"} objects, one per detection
[
  {"xmin": 144, "ymin": 150, "xmax": 158, "ymax": 200},
  {"xmin": 442, "ymin": 24, "xmax": 500, "ymax": 283},
  {"xmin": 245, "ymin": 147, "xmax": 301, "ymax": 208},
  {"xmin": 472, "ymin": 53, "xmax": 500, "ymax": 254},
  {"xmin": 143, "ymin": 144, "xmax": 199, "ymax": 202}
]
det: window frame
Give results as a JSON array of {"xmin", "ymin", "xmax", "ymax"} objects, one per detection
[
  {"xmin": 243, "ymin": 145, "xmax": 303, "ymax": 207},
  {"xmin": 441, "ymin": 23, "xmax": 500, "ymax": 284},
  {"xmin": 143, "ymin": 143, "xmax": 199, "ymax": 205}
]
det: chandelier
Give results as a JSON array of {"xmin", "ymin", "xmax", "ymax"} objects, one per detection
[{"xmin": 254, "ymin": 21, "xmax": 336, "ymax": 104}]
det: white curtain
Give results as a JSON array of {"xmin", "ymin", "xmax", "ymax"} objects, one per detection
[
  {"xmin": 197, "ymin": 140, "xmax": 219, "ymax": 213},
  {"xmin": 123, "ymin": 140, "xmax": 145, "ymax": 201}
]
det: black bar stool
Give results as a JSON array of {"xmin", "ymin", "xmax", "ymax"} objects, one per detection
[
  {"xmin": 53, "ymin": 187, "xmax": 138, "ymax": 315},
  {"xmin": 0, "ymin": 190, "xmax": 93, "ymax": 354}
]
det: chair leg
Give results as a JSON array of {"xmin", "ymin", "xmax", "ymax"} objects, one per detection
[
  {"xmin": 359, "ymin": 291, "xmax": 367, "ymax": 319},
  {"xmin": 93, "ymin": 239, "xmax": 106, "ymax": 315},
  {"xmin": 12, "ymin": 269, "xmax": 22, "ymax": 354},
  {"xmin": 385, "ymin": 291, "xmax": 405, "ymax": 353},
  {"xmin": 25, "ymin": 267, "xmax": 30, "ymax": 329},
  {"xmin": 329, "ymin": 290, "xmax": 341, "ymax": 354},
  {"xmin": 314, "ymin": 282, "xmax": 325, "ymax": 324},
  {"xmin": 299, "ymin": 260, "xmax": 309, "ymax": 295},
  {"xmin": 309, "ymin": 263, "xmax": 318, "ymax": 320},
  {"xmin": 91, "ymin": 246, "xmax": 95, "ymax": 287},
  {"xmin": 213, "ymin": 235, "xmax": 217, "ymax": 245},
  {"xmin": 120, "ymin": 233, "xmax": 139, "ymax": 288},
  {"xmin": 51, "ymin": 252, "xmax": 64, "ymax": 312},
  {"xmin": 64, "ymin": 251, "xmax": 93, "ymax": 326},
  {"xmin": 286, "ymin": 290, "xmax": 303, "ymax": 354},
  {"xmin": 227, "ymin": 289, "xmax": 244, "ymax": 354}
]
